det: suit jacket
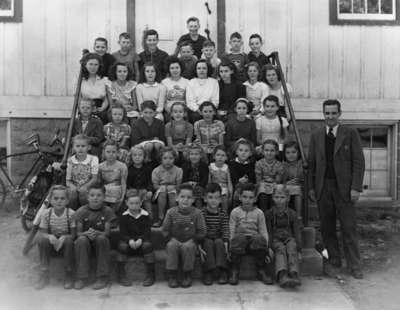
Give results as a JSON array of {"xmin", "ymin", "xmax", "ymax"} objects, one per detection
[
  {"xmin": 72, "ymin": 116, "xmax": 105, "ymax": 157},
  {"xmin": 308, "ymin": 125, "xmax": 365, "ymax": 201}
]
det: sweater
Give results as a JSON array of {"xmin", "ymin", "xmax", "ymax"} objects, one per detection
[
  {"xmin": 225, "ymin": 117, "xmax": 257, "ymax": 149},
  {"xmin": 181, "ymin": 161, "xmax": 209, "ymax": 188},
  {"xmin": 186, "ymin": 78, "xmax": 219, "ymax": 112},
  {"xmin": 119, "ymin": 209, "xmax": 152, "ymax": 242},
  {"xmin": 228, "ymin": 158, "xmax": 256, "ymax": 188},
  {"xmin": 127, "ymin": 163, "xmax": 154, "ymax": 191},
  {"xmin": 130, "ymin": 117, "xmax": 165, "ymax": 145},
  {"xmin": 229, "ymin": 206, "xmax": 269, "ymax": 243},
  {"xmin": 202, "ymin": 207, "xmax": 229, "ymax": 242},
  {"xmin": 138, "ymin": 48, "xmax": 169, "ymax": 79},
  {"xmin": 218, "ymin": 80, "xmax": 246, "ymax": 113},
  {"xmin": 162, "ymin": 206, "xmax": 207, "ymax": 242}
]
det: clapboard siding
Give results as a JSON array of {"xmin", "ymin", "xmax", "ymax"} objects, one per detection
[
  {"xmin": 0, "ymin": 0, "xmax": 126, "ymax": 98},
  {"xmin": 225, "ymin": 0, "xmax": 400, "ymax": 100},
  {"xmin": 0, "ymin": 0, "xmax": 399, "ymax": 101}
]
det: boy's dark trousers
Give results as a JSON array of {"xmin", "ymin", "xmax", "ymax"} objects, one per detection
[
  {"xmin": 115, "ymin": 240, "xmax": 155, "ymax": 264},
  {"xmin": 166, "ymin": 238, "xmax": 196, "ymax": 271},
  {"xmin": 318, "ymin": 179, "xmax": 360, "ymax": 269},
  {"xmin": 272, "ymin": 237, "xmax": 299, "ymax": 276},
  {"xmin": 202, "ymin": 238, "xmax": 228, "ymax": 271},
  {"xmin": 74, "ymin": 235, "xmax": 110, "ymax": 279},
  {"xmin": 230, "ymin": 234, "xmax": 271, "ymax": 272},
  {"xmin": 37, "ymin": 234, "xmax": 74, "ymax": 273}
]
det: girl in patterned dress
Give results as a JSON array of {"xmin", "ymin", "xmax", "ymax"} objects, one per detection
[
  {"xmin": 255, "ymin": 139, "xmax": 284, "ymax": 212},
  {"xmin": 208, "ymin": 146, "xmax": 233, "ymax": 213}
]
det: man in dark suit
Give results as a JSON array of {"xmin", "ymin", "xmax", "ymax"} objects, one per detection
[{"xmin": 308, "ymin": 99, "xmax": 365, "ymax": 279}]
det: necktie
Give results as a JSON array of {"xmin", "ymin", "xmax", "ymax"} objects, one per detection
[{"xmin": 328, "ymin": 127, "xmax": 335, "ymax": 139}]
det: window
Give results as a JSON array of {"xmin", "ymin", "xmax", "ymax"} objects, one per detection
[
  {"xmin": 0, "ymin": 0, "xmax": 22, "ymax": 23},
  {"xmin": 330, "ymin": 0, "xmax": 400, "ymax": 25}
]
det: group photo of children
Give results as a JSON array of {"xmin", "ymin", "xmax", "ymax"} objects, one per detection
[{"xmin": 30, "ymin": 16, "xmax": 322, "ymax": 293}]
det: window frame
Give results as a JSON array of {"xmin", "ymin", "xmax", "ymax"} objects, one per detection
[
  {"xmin": 330, "ymin": 0, "xmax": 400, "ymax": 25},
  {"xmin": 0, "ymin": 0, "xmax": 22, "ymax": 23}
]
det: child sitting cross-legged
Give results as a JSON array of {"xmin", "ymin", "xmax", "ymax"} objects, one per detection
[
  {"xmin": 112, "ymin": 189, "xmax": 155, "ymax": 287},
  {"xmin": 229, "ymin": 183, "xmax": 273, "ymax": 285},
  {"xmin": 264, "ymin": 184, "xmax": 302, "ymax": 288},
  {"xmin": 162, "ymin": 183, "xmax": 207, "ymax": 288},
  {"xmin": 198, "ymin": 183, "xmax": 230, "ymax": 286},
  {"xmin": 35, "ymin": 185, "xmax": 76, "ymax": 290},
  {"xmin": 74, "ymin": 183, "xmax": 116, "ymax": 290}
]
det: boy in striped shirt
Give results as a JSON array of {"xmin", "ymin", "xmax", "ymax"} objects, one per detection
[
  {"xmin": 162, "ymin": 183, "xmax": 206, "ymax": 288},
  {"xmin": 199, "ymin": 183, "xmax": 229, "ymax": 285}
]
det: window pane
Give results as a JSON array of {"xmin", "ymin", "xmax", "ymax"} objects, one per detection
[
  {"xmin": 357, "ymin": 128, "xmax": 371, "ymax": 148},
  {"xmin": 339, "ymin": 0, "xmax": 352, "ymax": 13},
  {"xmin": 371, "ymin": 128, "xmax": 388, "ymax": 148},
  {"xmin": 367, "ymin": 0, "xmax": 380, "ymax": 13},
  {"xmin": 381, "ymin": 0, "xmax": 393, "ymax": 13},
  {"xmin": 353, "ymin": 0, "xmax": 366, "ymax": 13}
]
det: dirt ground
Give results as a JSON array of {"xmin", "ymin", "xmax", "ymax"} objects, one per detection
[{"xmin": 1, "ymin": 206, "xmax": 400, "ymax": 309}]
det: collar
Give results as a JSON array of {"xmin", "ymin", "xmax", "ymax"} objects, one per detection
[
  {"xmin": 144, "ymin": 48, "xmax": 160, "ymax": 55},
  {"xmin": 243, "ymin": 81, "xmax": 261, "ymax": 88},
  {"xmin": 143, "ymin": 82, "xmax": 159, "ymax": 88},
  {"xmin": 326, "ymin": 124, "xmax": 339, "ymax": 137},
  {"xmin": 70, "ymin": 154, "xmax": 92, "ymax": 164},
  {"xmin": 235, "ymin": 157, "xmax": 249, "ymax": 165},
  {"xmin": 249, "ymin": 51, "xmax": 264, "ymax": 58},
  {"xmin": 272, "ymin": 206, "xmax": 289, "ymax": 217},
  {"xmin": 122, "ymin": 209, "xmax": 149, "ymax": 219},
  {"xmin": 210, "ymin": 162, "xmax": 228, "ymax": 171}
]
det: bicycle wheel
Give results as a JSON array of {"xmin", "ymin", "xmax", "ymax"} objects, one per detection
[{"xmin": 0, "ymin": 177, "xmax": 8, "ymax": 211}]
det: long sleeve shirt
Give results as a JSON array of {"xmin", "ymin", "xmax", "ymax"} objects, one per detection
[
  {"xmin": 202, "ymin": 207, "xmax": 230, "ymax": 242},
  {"xmin": 135, "ymin": 82, "xmax": 167, "ymax": 114},
  {"xmin": 225, "ymin": 117, "xmax": 257, "ymax": 149},
  {"xmin": 228, "ymin": 158, "xmax": 256, "ymax": 188},
  {"xmin": 118, "ymin": 209, "xmax": 152, "ymax": 242},
  {"xmin": 229, "ymin": 206, "xmax": 269, "ymax": 244},
  {"xmin": 162, "ymin": 206, "xmax": 207, "ymax": 242},
  {"xmin": 130, "ymin": 117, "xmax": 165, "ymax": 145},
  {"xmin": 186, "ymin": 78, "xmax": 219, "ymax": 112}
]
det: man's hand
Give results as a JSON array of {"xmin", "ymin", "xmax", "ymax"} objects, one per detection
[
  {"xmin": 308, "ymin": 189, "xmax": 316, "ymax": 202},
  {"xmin": 350, "ymin": 190, "xmax": 361, "ymax": 203},
  {"xmin": 48, "ymin": 234, "xmax": 58, "ymax": 245}
]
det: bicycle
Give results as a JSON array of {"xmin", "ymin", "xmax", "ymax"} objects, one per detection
[{"xmin": 0, "ymin": 130, "xmax": 64, "ymax": 215}]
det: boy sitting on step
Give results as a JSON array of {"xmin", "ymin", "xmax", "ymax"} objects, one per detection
[
  {"xmin": 229, "ymin": 183, "xmax": 273, "ymax": 285},
  {"xmin": 112, "ymin": 189, "xmax": 155, "ymax": 287},
  {"xmin": 265, "ymin": 184, "xmax": 302, "ymax": 288},
  {"xmin": 162, "ymin": 183, "xmax": 207, "ymax": 288}
]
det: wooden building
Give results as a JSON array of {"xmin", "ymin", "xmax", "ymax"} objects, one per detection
[{"xmin": 0, "ymin": 0, "xmax": 399, "ymax": 201}]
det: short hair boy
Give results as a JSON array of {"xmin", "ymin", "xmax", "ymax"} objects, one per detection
[
  {"xmin": 229, "ymin": 183, "xmax": 273, "ymax": 285},
  {"xmin": 72, "ymin": 99, "xmax": 105, "ymax": 158},
  {"xmin": 175, "ymin": 17, "xmax": 207, "ymax": 59},
  {"xmin": 222, "ymin": 32, "xmax": 249, "ymax": 82},
  {"xmin": 199, "ymin": 183, "xmax": 230, "ymax": 285},
  {"xmin": 201, "ymin": 40, "xmax": 221, "ymax": 78},
  {"xmin": 247, "ymin": 34, "xmax": 270, "ymax": 69},
  {"xmin": 264, "ymin": 185, "xmax": 302, "ymax": 288},
  {"xmin": 138, "ymin": 29, "xmax": 169, "ymax": 79},
  {"xmin": 178, "ymin": 41, "xmax": 197, "ymax": 79},
  {"xmin": 112, "ymin": 190, "xmax": 155, "ymax": 287},
  {"xmin": 93, "ymin": 37, "xmax": 116, "ymax": 78},
  {"xmin": 162, "ymin": 183, "xmax": 207, "ymax": 288},
  {"xmin": 112, "ymin": 32, "xmax": 140, "ymax": 81},
  {"xmin": 73, "ymin": 183, "xmax": 116, "ymax": 290}
]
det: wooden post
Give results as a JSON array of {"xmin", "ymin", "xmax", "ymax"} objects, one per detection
[{"xmin": 217, "ymin": 0, "xmax": 226, "ymax": 57}]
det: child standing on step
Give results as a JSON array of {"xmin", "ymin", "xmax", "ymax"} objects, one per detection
[
  {"xmin": 282, "ymin": 141, "xmax": 304, "ymax": 220},
  {"xmin": 103, "ymin": 103, "xmax": 131, "ymax": 164},
  {"xmin": 66, "ymin": 134, "xmax": 99, "ymax": 210},
  {"xmin": 229, "ymin": 183, "xmax": 273, "ymax": 285},
  {"xmin": 113, "ymin": 190, "xmax": 155, "ymax": 287},
  {"xmin": 264, "ymin": 184, "xmax": 302, "ymax": 288},
  {"xmin": 208, "ymin": 146, "xmax": 233, "ymax": 213},
  {"xmin": 72, "ymin": 99, "xmax": 104, "ymax": 158},
  {"xmin": 199, "ymin": 183, "xmax": 230, "ymax": 286},
  {"xmin": 152, "ymin": 147, "xmax": 183, "ymax": 227},
  {"xmin": 222, "ymin": 32, "xmax": 248, "ymax": 83},
  {"xmin": 244, "ymin": 62, "xmax": 268, "ymax": 118},
  {"xmin": 162, "ymin": 183, "xmax": 207, "ymax": 288},
  {"xmin": 35, "ymin": 185, "xmax": 76, "ymax": 290},
  {"xmin": 74, "ymin": 183, "xmax": 116, "ymax": 290},
  {"xmin": 98, "ymin": 141, "xmax": 128, "ymax": 214},
  {"xmin": 256, "ymin": 139, "xmax": 284, "ymax": 212}
]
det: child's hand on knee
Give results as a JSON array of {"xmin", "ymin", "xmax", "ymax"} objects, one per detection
[
  {"xmin": 129, "ymin": 239, "xmax": 136, "ymax": 249},
  {"xmin": 135, "ymin": 239, "xmax": 143, "ymax": 248}
]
